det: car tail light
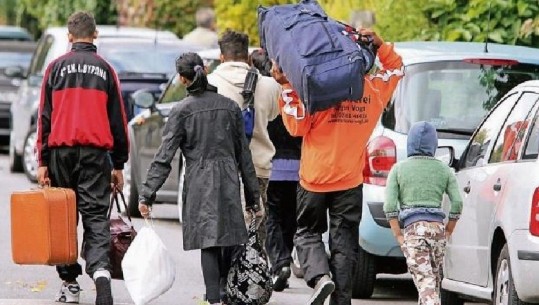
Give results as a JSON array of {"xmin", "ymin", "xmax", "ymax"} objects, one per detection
[
  {"xmin": 530, "ymin": 188, "xmax": 539, "ymax": 236},
  {"xmin": 463, "ymin": 58, "xmax": 519, "ymax": 66},
  {"xmin": 363, "ymin": 136, "xmax": 396, "ymax": 186}
]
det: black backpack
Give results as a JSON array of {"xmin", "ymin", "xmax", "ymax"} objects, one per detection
[{"xmin": 241, "ymin": 68, "xmax": 258, "ymax": 142}]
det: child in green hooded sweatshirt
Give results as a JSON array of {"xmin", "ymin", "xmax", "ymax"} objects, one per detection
[{"xmin": 383, "ymin": 121, "xmax": 463, "ymax": 305}]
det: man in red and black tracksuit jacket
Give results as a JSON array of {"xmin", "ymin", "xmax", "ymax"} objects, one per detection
[{"xmin": 36, "ymin": 12, "xmax": 128, "ymax": 305}]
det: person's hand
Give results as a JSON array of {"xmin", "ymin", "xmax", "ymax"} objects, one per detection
[
  {"xmin": 138, "ymin": 201, "xmax": 151, "ymax": 218},
  {"xmin": 445, "ymin": 219, "xmax": 458, "ymax": 239},
  {"xmin": 246, "ymin": 204, "xmax": 265, "ymax": 219},
  {"xmin": 396, "ymin": 235, "xmax": 405, "ymax": 246},
  {"xmin": 358, "ymin": 28, "xmax": 383, "ymax": 48},
  {"xmin": 270, "ymin": 60, "xmax": 290, "ymax": 85},
  {"xmin": 37, "ymin": 166, "xmax": 50, "ymax": 187},
  {"xmin": 111, "ymin": 169, "xmax": 124, "ymax": 191}
]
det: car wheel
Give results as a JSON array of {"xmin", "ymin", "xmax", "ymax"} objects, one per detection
[
  {"xmin": 493, "ymin": 244, "xmax": 531, "ymax": 305},
  {"xmin": 352, "ymin": 246, "xmax": 376, "ymax": 299},
  {"xmin": 9, "ymin": 140, "xmax": 23, "ymax": 172},
  {"xmin": 22, "ymin": 127, "xmax": 38, "ymax": 182},
  {"xmin": 291, "ymin": 247, "xmax": 304, "ymax": 278},
  {"xmin": 124, "ymin": 159, "xmax": 141, "ymax": 218}
]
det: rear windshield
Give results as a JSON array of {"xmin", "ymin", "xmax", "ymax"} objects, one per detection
[
  {"xmin": 382, "ymin": 61, "xmax": 539, "ymax": 138},
  {"xmin": 0, "ymin": 51, "xmax": 33, "ymax": 68}
]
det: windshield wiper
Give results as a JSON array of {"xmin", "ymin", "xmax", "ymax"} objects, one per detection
[{"xmin": 436, "ymin": 128, "xmax": 474, "ymax": 136}]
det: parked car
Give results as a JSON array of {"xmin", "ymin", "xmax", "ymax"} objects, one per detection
[
  {"xmin": 0, "ymin": 41, "xmax": 36, "ymax": 146},
  {"xmin": 439, "ymin": 80, "xmax": 539, "ymax": 305},
  {"xmin": 128, "ymin": 41, "xmax": 539, "ymax": 298},
  {"xmin": 0, "ymin": 26, "xmax": 33, "ymax": 41},
  {"xmin": 351, "ymin": 41, "xmax": 539, "ymax": 299},
  {"xmin": 8, "ymin": 26, "xmax": 200, "ymax": 182}
]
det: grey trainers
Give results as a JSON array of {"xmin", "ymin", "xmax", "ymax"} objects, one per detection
[
  {"xmin": 273, "ymin": 266, "xmax": 291, "ymax": 292},
  {"xmin": 307, "ymin": 275, "xmax": 335, "ymax": 305},
  {"xmin": 55, "ymin": 281, "xmax": 80, "ymax": 303}
]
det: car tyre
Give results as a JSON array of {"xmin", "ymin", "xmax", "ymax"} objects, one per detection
[
  {"xmin": 125, "ymin": 159, "xmax": 142, "ymax": 218},
  {"xmin": 9, "ymin": 141, "xmax": 23, "ymax": 172},
  {"xmin": 352, "ymin": 246, "xmax": 376, "ymax": 299},
  {"xmin": 493, "ymin": 244, "xmax": 531, "ymax": 305},
  {"xmin": 22, "ymin": 127, "xmax": 38, "ymax": 182},
  {"xmin": 291, "ymin": 247, "xmax": 304, "ymax": 278}
]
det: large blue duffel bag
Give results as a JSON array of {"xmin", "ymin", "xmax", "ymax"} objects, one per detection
[{"xmin": 258, "ymin": 0, "xmax": 376, "ymax": 114}]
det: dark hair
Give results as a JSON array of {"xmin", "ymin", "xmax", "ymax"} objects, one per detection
[
  {"xmin": 67, "ymin": 11, "xmax": 96, "ymax": 39},
  {"xmin": 176, "ymin": 52, "xmax": 208, "ymax": 95},
  {"xmin": 251, "ymin": 49, "xmax": 272, "ymax": 77},
  {"xmin": 218, "ymin": 29, "xmax": 249, "ymax": 61}
]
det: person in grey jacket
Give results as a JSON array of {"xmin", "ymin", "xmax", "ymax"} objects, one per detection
[{"xmin": 138, "ymin": 53, "xmax": 260, "ymax": 304}]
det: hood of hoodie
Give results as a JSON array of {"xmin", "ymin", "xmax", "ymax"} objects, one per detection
[
  {"xmin": 407, "ymin": 121, "xmax": 438, "ymax": 157},
  {"xmin": 210, "ymin": 61, "xmax": 251, "ymax": 91}
]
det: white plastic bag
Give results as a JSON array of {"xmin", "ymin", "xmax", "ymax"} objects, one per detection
[{"xmin": 122, "ymin": 225, "xmax": 176, "ymax": 305}]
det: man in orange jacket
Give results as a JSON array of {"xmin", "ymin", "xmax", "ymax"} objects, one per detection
[{"xmin": 271, "ymin": 29, "xmax": 404, "ymax": 305}]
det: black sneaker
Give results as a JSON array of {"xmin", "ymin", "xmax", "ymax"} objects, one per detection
[
  {"xmin": 95, "ymin": 277, "xmax": 113, "ymax": 305},
  {"xmin": 272, "ymin": 266, "xmax": 291, "ymax": 292},
  {"xmin": 307, "ymin": 275, "xmax": 335, "ymax": 305}
]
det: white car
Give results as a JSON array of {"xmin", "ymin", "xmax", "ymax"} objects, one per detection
[{"xmin": 441, "ymin": 80, "xmax": 539, "ymax": 305}]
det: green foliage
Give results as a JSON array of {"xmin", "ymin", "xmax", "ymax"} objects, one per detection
[
  {"xmin": 215, "ymin": 0, "xmax": 363, "ymax": 46},
  {"xmin": 150, "ymin": 0, "xmax": 213, "ymax": 38},
  {"xmin": 358, "ymin": 0, "xmax": 431, "ymax": 42},
  {"xmin": 3, "ymin": 0, "xmax": 117, "ymax": 39},
  {"xmin": 422, "ymin": 0, "xmax": 539, "ymax": 47}
]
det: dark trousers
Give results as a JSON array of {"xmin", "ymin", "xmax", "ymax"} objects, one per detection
[
  {"xmin": 294, "ymin": 184, "xmax": 363, "ymax": 305},
  {"xmin": 48, "ymin": 147, "xmax": 112, "ymax": 281},
  {"xmin": 265, "ymin": 180, "xmax": 298, "ymax": 274},
  {"xmin": 201, "ymin": 246, "xmax": 239, "ymax": 303}
]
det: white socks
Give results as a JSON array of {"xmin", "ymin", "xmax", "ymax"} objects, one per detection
[{"xmin": 93, "ymin": 269, "xmax": 111, "ymax": 281}]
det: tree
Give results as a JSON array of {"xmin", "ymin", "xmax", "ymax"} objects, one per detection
[
  {"xmin": 358, "ymin": 0, "xmax": 431, "ymax": 42},
  {"xmin": 10, "ymin": 0, "xmax": 117, "ymax": 39},
  {"xmin": 421, "ymin": 0, "xmax": 539, "ymax": 47},
  {"xmin": 214, "ymin": 0, "xmax": 363, "ymax": 46}
]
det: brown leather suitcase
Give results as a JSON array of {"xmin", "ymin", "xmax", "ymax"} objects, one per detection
[{"xmin": 11, "ymin": 187, "xmax": 78, "ymax": 265}]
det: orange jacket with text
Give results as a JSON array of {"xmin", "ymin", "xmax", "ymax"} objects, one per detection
[{"xmin": 279, "ymin": 43, "xmax": 404, "ymax": 192}]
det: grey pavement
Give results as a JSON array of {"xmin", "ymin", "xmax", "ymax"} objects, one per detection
[{"xmin": 0, "ymin": 154, "xmax": 480, "ymax": 305}]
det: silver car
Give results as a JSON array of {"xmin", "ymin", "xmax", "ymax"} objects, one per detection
[
  {"xmin": 9, "ymin": 26, "xmax": 187, "ymax": 182},
  {"xmin": 441, "ymin": 80, "xmax": 539, "ymax": 305}
]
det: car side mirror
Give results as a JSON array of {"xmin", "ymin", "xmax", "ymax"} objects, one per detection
[
  {"xmin": 132, "ymin": 90, "xmax": 155, "ymax": 109},
  {"xmin": 436, "ymin": 146, "xmax": 458, "ymax": 169},
  {"xmin": 4, "ymin": 66, "xmax": 25, "ymax": 79}
]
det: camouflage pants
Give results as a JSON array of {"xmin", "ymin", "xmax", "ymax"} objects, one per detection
[{"xmin": 401, "ymin": 221, "xmax": 446, "ymax": 305}]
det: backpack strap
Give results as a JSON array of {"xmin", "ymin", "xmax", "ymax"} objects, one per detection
[{"xmin": 241, "ymin": 67, "xmax": 259, "ymax": 108}]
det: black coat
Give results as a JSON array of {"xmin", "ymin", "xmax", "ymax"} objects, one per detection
[{"xmin": 140, "ymin": 87, "xmax": 260, "ymax": 250}]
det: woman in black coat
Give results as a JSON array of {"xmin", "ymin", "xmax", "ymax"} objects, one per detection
[{"xmin": 138, "ymin": 53, "xmax": 260, "ymax": 304}]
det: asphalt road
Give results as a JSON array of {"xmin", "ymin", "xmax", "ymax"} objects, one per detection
[{"xmin": 0, "ymin": 154, "xmax": 479, "ymax": 305}]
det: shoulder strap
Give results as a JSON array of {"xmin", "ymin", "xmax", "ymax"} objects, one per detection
[{"xmin": 241, "ymin": 68, "xmax": 259, "ymax": 107}]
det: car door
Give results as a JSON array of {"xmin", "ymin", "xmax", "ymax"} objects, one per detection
[
  {"xmin": 132, "ymin": 75, "xmax": 186, "ymax": 203},
  {"xmin": 445, "ymin": 92, "xmax": 519, "ymax": 285},
  {"xmin": 484, "ymin": 92, "xmax": 539, "ymax": 286}
]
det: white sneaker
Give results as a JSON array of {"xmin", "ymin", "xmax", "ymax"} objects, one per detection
[{"xmin": 55, "ymin": 281, "xmax": 80, "ymax": 303}]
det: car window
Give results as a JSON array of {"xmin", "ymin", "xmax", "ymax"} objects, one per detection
[
  {"xmin": 489, "ymin": 92, "xmax": 539, "ymax": 163},
  {"xmin": 28, "ymin": 35, "xmax": 54, "ymax": 75},
  {"xmin": 461, "ymin": 93, "xmax": 519, "ymax": 169},
  {"xmin": 383, "ymin": 61, "xmax": 539, "ymax": 138},
  {"xmin": 522, "ymin": 111, "xmax": 539, "ymax": 160},
  {"xmin": 159, "ymin": 74, "xmax": 187, "ymax": 104}
]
